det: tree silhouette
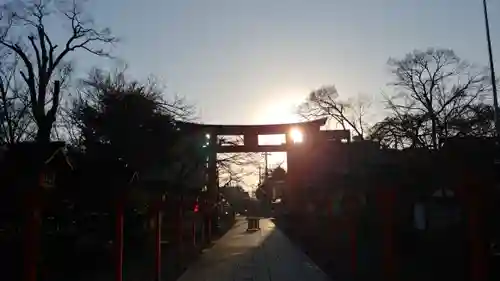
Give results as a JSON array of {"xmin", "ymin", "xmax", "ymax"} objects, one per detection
[
  {"xmin": 298, "ymin": 85, "xmax": 370, "ymax": 140},
  {"xmin": 0, "ymin": 56, "xmax": 34, "ymax": 144},
  {"xmin": 370, "ymin": 48, "xmax": 492, "ymax": 149},
  {"xmin": 66, "ymin": 68, "xmax": 207, "ymax": 212},
  {"xmin": 0, "ymin": 0, "xmax": 117, "ymax": 142},
  {"xmin": 71, "ymin": 69, "xmax": 183, "ymax": 175}
]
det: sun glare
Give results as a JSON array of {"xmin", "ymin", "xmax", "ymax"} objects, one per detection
[{"xmin": 290, "ymin": 128, "xmax": 303, "ymax": 143}]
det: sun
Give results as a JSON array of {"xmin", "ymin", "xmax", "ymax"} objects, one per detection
[{"xmin": 290, "ymin": 128, "xmax": 303, "ymax": 143}]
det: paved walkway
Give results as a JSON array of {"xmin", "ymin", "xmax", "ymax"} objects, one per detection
[{"xmin": 176, "ymin": 217, "xmax": 331, "ymax": 281}]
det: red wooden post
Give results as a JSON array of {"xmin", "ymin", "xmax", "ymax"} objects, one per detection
[
  {"xmin": 192, "ymin": 221, "xmax": 196, "ymax": 247},
  {"xmin": 377, "ymin": 188, "xmax": 397, "ymax": 281},
  {"xmin": 201, "ymin": 220, "xmax": 205, "ymax": 245},
  {"xmin": 154, "ymin": 199, "xmax": 162, "ymax": 281},
  {"xmin": 469, "ymin": 204, "xmax": 487, "ymax": 281},
  {"xmin": 115, "ymin": 197, "xmax": 124, "ymax": 281},
  {"xmin": 24, "ymin": 191, "xmax": 40, "ymax": 281},
  {"xmin": 207, "ymin": 215, "xmax": 212, "ymax": 242},
  {"xmin": 457, "ymin": 184, "xmax": 488, "ymax": 281},
  {"xmin": 177, "ymin": 199, "xmax": 184, "ymax": 264},
  {"xmin": 347, "ymin": 218, "xmax": 358, "ymax": 275},
  {"xmin": 208, "ymin": 200, "xmax": 213, "ymax": 242},
  {"xmin": 202, "ymin": 199, "xmax": 212, "ymax": 243},
  {"xmin": 192, "ymin": 201, "xmax": 199, "ymax": 247},
  {"xmin": 342, "ymin": 191, "xmax": 362, "ymax": 277}
]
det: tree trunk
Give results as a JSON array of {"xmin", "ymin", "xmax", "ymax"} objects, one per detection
[
  {"xmin": 36, "ymin": 119, "xmax": 53, "ymax": 143},
  {"xmin": 431, "ymin": 117, "xmax": 438, "ymax": 150},
  {"xmin": 34, "ymin": 81, "xmax": 60, "ymax": 144}
]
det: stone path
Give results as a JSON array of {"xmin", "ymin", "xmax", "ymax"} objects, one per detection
[{"xmin": 176, "ymin": 217, "xmax": 331, "ymax": 281}]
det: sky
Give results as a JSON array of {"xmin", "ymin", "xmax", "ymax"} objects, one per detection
[{"xmin": 51, "ymin": 0, "xmax": 500, "ymax": 189}]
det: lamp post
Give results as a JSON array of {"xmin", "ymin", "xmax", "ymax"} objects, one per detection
[{"xmin": 482, "ymin": 0, "xmax": 500, "ymax": 138}]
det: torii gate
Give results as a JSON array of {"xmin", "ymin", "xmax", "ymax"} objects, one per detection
[
  {"xmin": 152, "ymin": 118, "xmax": 349, "ymax": 281},
  {"xmin": 176, "ymin": 117, "xmax": 341, "ymax": 214}
]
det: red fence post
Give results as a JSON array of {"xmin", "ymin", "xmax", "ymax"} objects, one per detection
[
  {"xmin": 154, "ymin": 198, "xmax": 163, "ymax": 281},
  {"xmin": 208, "ymin": 201, "xmax": 214, "ymax": 242},
  {"xmin": 23, "ymin": 190, "xmax": 41, "ymax": 281},
  {"xmin": 207, "ymin": 215, "xmax": 212, "ymax": 242},
  {"xmin": 457, "ymin": 184, "xmax": 488, "ymax": 281},
  {"xmin": 347, "ymin": 217, "xmax": 358, "ymax": 276},
  {"xmin": 201, "ymin": 220, "xmax": 205, "ymax": 245},
  {"xmin": 192, "ymin": 220, "xmax": 196, "ymax": 247},
  {"xmin": 176, "ymin": 197, "xmax": 185, "ymax": 270},
  {"xmin": 193, "ymin": 201, "xmax": 199, "ymax": 247},
  {"xmin": 377, "ymin": 188, "xmax": 397, "ymax": 281},
  {"xmin": 115, "ymin": 196, "xmax": 124, "ymax": 281},
  {"xmin": 342, "ymin": 190, "xmax": 364, "ymax": 278}
]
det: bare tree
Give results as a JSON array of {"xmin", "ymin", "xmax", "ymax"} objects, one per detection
[
  {"xmin": 216, "ymin": 135, "xmax": 261, "ymax": 186},
  {"xmin": 0, "ymin": 56, "xmax": 35, "ymax": 144},
  {"xmin": 369, "ymin": 114, "xmax": 425, "ymax": 149},
  {"xmin": 0, "ymin": 0, "xmax": 117, "ymax": 143},
  {"xmin": 298, "ymin": 85, "xmax": 371, "ymax": 140},
  {"xmin": 382, "ymin": 48, "xmax": 490, "ymax": 149},
  {"xmin": 217, "ymin": 153, "xmax": 261, "ymax": 186}
]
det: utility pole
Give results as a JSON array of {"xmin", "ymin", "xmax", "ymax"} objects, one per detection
[
  {"xmin": 483, "ymin": 0, "xmax": 500, "ymax": 138},
  {"xmin": 262, "ymin": 152, "xmax": 271, "ymax": 178},
  {"xmin": 258, "ymin": 166, "xmax": 262, "ymax": 185}
]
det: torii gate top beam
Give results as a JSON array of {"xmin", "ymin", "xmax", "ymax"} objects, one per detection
[
  {"xmin": 176, "ymin": 118, "xmax": 328, "ymax": 136},
  {"xmin": 175, "ymin": 118, "xmax": 331, "ymax": 153}
]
